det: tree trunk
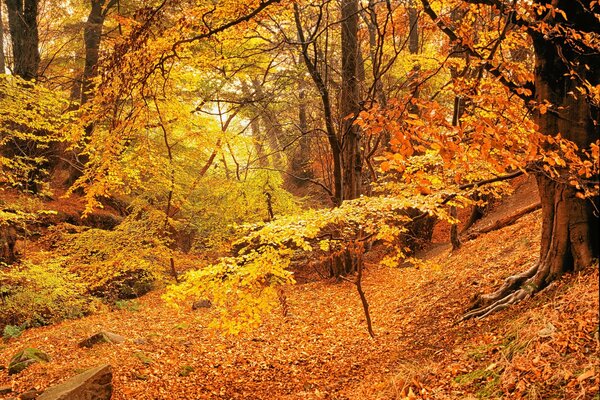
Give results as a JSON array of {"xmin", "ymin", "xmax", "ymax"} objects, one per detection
[
  {"xmin": 0, "ymin": 5, "xmax": 6, "ymax": 73},
  {"xmin": 408, "ymin": 1, "xmax": 419, "ymax": 55},
  {"xmin": 5, "ymin": 0, "xmax": 39, "ymax": 80},
  {"xmin": 340, "ymin": 0, "xmax": 361, "ymax": 201},
  {"xmin": 289, "ymin": 76, "xmax": 313, "ymax": 183},
  {"xmin": 465, "ymin": 0, "xmax": 600, "ymax": 319},
  {"xmin": 66, "ymin": 0, "xmax": 115, "ymax": 185},
  {"xmin": 81, "ymin": 0, "xmax": 113, "ymax": 104}
]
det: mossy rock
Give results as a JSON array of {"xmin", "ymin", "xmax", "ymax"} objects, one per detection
[
  {"xmin": 79, "ymin": 331, "xmax": 125, "ymax": 348},
  {"xmin": 8, "ymin": 348, "xmax": 50, "ymax": 375}
]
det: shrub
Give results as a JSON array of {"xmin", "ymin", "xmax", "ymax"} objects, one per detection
[{"xmin": 0, "ymin": 257, "xmax": 93, "ymax": 329}]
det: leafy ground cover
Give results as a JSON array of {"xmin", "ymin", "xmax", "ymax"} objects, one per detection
[{"xmin": 1, "ymin": 195, "xmax": 598, "ymax": 399}]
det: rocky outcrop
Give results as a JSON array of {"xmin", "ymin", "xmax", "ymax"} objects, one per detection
[{"xmin": 37, "ymin": 364, "xmax": 112, "ymax": 400}]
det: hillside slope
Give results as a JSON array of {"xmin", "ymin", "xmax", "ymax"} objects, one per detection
[{"xmin": 1, "ymin": 190, "xmax": 598, "ymax": 399}]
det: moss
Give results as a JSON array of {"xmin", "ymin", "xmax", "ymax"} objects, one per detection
[{"xmin": 179, "ymin": 365, "xmax": 194, "ymax": 377}]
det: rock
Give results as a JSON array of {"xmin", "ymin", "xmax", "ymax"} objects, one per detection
[
  {"xmin": 192, "ymin": 299, "xmax": 212, "ymax": 310},
  {"xmin": 79, "ymin": 331, "xmax": 125, "ymax": 348},
  {"xmin": 0, "ymin": 386, "xmax": 12, "ymax": 395},
  {"xmin": 133, "ymin": 338, "xmax": 146, "ymax": 345},
  {"xmin": 8, "ymin": 348, "xmax": 50, "ymax": 375},
  {"xmin": 37, "ymin": 364, "xmax": 112, "ymax": 400},
  {"xmin": 19, "ymin": 389, "xmax": 42, "ymax": 400}
]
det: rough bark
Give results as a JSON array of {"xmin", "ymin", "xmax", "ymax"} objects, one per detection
[{"xmin": 464, "ymin": 0, "xmax": 600, "ymax": 319}]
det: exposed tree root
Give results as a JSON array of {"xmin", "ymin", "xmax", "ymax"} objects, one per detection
[{"xmin": 461, "ymin": 262, "xmax": 539, "ymax": 320}]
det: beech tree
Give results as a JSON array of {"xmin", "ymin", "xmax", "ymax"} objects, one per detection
[{"xmin": 377, "ymin": 0, "xmax": 600, "ymax": 317}]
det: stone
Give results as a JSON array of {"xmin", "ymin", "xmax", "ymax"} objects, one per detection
[
  {"xmin": 79, "ymin": 331, "xmax": 125, "ymax": 348},
  {"xmin": 8, "ymin": 348, "xmax": 50, "ymax": 375},
  {"xmin": 0, "ymin": 386, "xmax": 12, "ymax": 395},
  {"xmin": 19, "ymin": 389, "xmax": 42, "ymax": 400},
  {"xmin": 37, "ymin": 364, "xmax": 112, "ymax": 400},
  {"xmin": 133, "ymin": 338, "xmax": 146, "ymax": 345},
  {"xmin": 192, "ymin": 299, "xmax": 212, "ymax": 310}
]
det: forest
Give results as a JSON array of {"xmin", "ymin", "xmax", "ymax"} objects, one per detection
[{"xmin": 0, "ymin": 0, "xmax": 598, "ymax": 399}]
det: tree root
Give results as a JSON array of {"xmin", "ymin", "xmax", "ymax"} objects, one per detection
[{"xmin": 461, "ymin": 262, "xmax": 539, "ymax": 321}]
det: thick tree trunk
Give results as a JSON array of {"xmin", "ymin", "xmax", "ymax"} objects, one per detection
[
  {"xmin": 5, "ymin": 0, "xmax": 39, "ymax": 80},
  {"xmin": 340, "ymin": 0, "xmax": 361, "ymax": 201},
  {"xmin": 465, "ymin": 0, "xmax": 600, "ymax": 319}
]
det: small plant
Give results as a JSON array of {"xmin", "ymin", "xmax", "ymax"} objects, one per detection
[{"xmin": 3, "ymin": 324, "xmax": 24, "ymax": 340}]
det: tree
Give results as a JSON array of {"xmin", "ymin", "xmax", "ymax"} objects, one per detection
[{"xmin": 414, "ymin": 0, "xmax": 600, "ymax": 318}]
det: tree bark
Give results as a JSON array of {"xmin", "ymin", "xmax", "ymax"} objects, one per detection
[{"xmin": 408, "ymin": 0, "xmax": 419, "ymax": 55}]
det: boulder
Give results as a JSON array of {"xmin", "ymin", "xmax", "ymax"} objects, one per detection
[
  {"xmin": 192, "ymin": 299, "xmax": 212, "ymax": 310},
  {"xmin": 19, "ymin": 389, "xmax": 43, "ymax": 399},
  {"xmin": 0, "ymin": 386, "xmax": 12, "ymax": 395},
  {"xmin": 37, "ymin": 364, "xmax": 112, "ymax": 400},
  {"xmin": 8, "ymin": 348, "xmax": 50, "ymax": 375},
  {"xmin": 79, "ymin": 331, "xmax": 125, "ymax": 348}
]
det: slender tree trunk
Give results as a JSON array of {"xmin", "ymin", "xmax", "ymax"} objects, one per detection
[
  {"xmin": 81, "ymin": 0, "xmax": 114, "ymax": 104},
  {"xmin": 0, "ymin": 5, "xmax": 6, "ymax": 73},
  {"xmin": 290, "ymin": 76, "xmax": 313, "ymax": 183},
  {"xmin": 340, "ymin": 0, "xmax": 361, "ymax": 200},
  {"xmin": 250, "ymin": 117, "xmax": 268, "ymax": 168},
  {"xmin": 65, "ymin": 0, "xmax": 115, "ymax": 185},
  {"xmin": 408, "ymin": 1, "xmax": 419, "ymax": 55}
]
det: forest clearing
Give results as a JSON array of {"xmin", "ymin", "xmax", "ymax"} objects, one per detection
[{"xmin": 0, "ymin": 0, "xmax": 599, "ymax": 399}]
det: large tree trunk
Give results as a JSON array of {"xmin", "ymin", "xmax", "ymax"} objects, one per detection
[
  {"xmin": 465, "ymin": 0, "xmax": 600, "ymax": 319},
  {"xmin": 5, "ymin": 0, "xmax": 39, "ymax": 80},
  {"xmin": 340, "ymin": 0, "xmax": 361, "ymax": 201}
]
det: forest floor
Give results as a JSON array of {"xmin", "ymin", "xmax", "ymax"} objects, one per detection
[{"xmin": 1, "ymin": 178, "xmax": 598, "ymax": 399}]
